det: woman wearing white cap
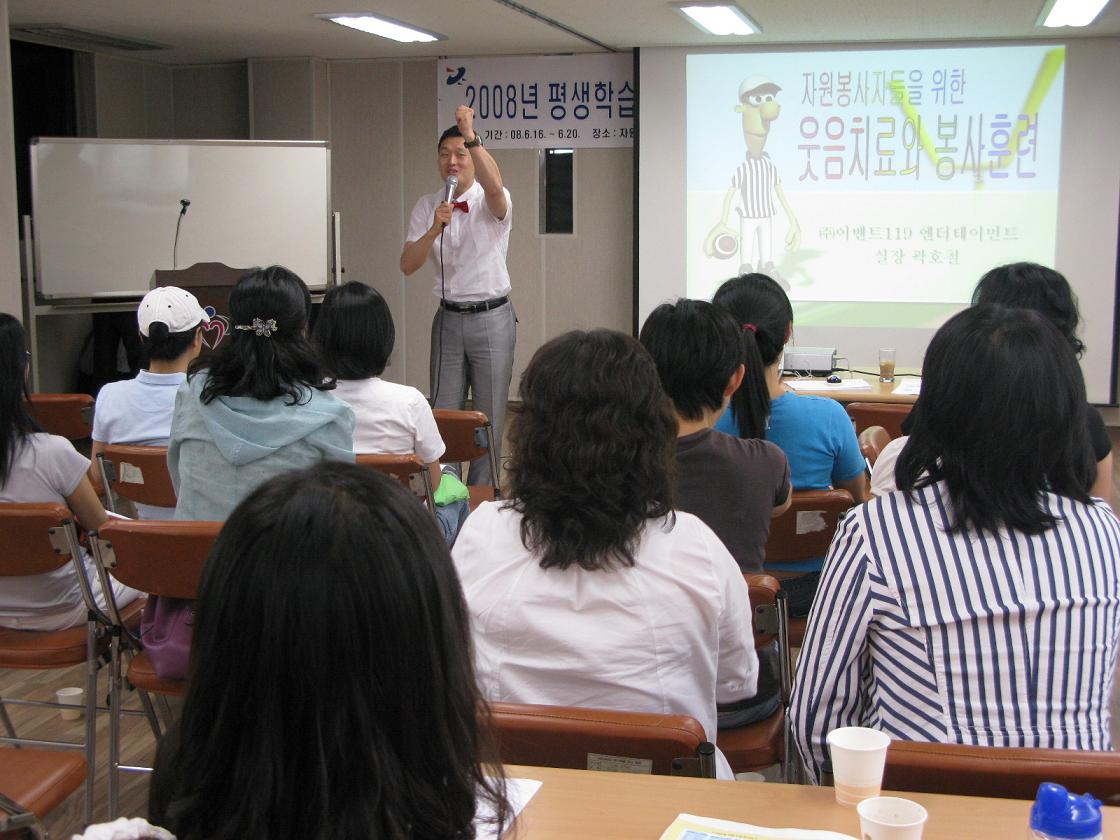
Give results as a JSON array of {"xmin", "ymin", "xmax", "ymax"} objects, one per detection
[{"xmin": 89, "ymin": 286, "xmax": 209, "ymax": 518}]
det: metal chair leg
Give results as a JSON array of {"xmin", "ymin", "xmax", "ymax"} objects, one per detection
[
  {"xmin": 136, "ymin": 688, "xmax": 162, "ymax": 741},
  {"xmin": 83, "ymin": 615, "xmax": 99, "ymax": 826},
  {"xmin": 107, "ymin": 628, "xmax": 122, "ymax": 819},
  {"xmin": 0, "ymin": 698, "xmax": 16, "ymax": 740},
  {"xmin": 156, "ymin": 695, "xmax": 175, "ymax": 730}
]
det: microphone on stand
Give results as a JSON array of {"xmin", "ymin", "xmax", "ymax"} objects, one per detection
[{"xmin": 173, "ymin": 199, "xmax": 191, "ymax": 269}]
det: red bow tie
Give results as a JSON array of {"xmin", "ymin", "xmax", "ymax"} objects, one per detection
[{"xmin": 452, "ymin": 200, "xmax": 469, "ymax": 213}]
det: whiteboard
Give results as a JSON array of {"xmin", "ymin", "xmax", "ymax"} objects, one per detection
[{"xmin": 31, "ymin": 139, "xmax": 332, "ymax": 299}]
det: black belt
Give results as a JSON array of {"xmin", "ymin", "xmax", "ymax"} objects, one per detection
[{"xmin": 440, "ymin": 295, "xmax": 509, "ymax": 314}]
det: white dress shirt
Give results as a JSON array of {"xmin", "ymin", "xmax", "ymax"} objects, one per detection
[
  {"xmin": 406, "ymin": 180, "xmax": 513, "ymax": 302},
  {"xmin": 452, "ymin": 502, "xmax": 759, "ymax": 779},
  {"xmin": 331, "ymin": 377, "xmax": 445, "ymax": 462}
]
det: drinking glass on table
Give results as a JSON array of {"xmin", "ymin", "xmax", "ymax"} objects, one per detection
[{"xmin": 878, "ymin": 348, "xmax": 896, "ymax": 383}]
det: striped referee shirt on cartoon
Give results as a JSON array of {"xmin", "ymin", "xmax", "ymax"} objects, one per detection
[{"xmin": 704, "ymin": 76, "xmax": 801, "ymax": 284}]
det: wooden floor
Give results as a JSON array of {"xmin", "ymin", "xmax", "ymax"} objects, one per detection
[
  {"xmin": 4, "ymin": 426, "xmax": 1120, "ymax": 836},
  {"xmin": 1, "ymin": 658, "xmax": 161, "ymax": 835}
]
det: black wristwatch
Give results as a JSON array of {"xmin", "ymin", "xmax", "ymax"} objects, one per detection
[{"xmin": 464, "ymin": 134, "xmax": 483, "ymax": 148}]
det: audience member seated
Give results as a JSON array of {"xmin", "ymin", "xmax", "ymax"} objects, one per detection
[
  {"xmin": 872, "ymin": 262, "xmax": 1113, "ymax": 504},
  {"xmin": 313, "ymin": 280, "xmax": 469, "ymax": 544},
  {"xmin": 169, "ymin": 265, "xmax": 355, "ymax": 520},
  {"xmin": 712, "ymin": 273, "xmax": 869, "ymax": 617},
  {"xmin": 148, "ymin": 462, "xmax": 509, "ymax": 839},
  {"xmin": 0, "ymin": 313, "xmax": 140, "ymax": 630},
  {"xmin": 640, "ymin": 298, "xmax": 790, "ymax": 569},
  {"xmin": 451, "ymin": 329, "xmax": 759, "ymax": 778},
  {"xmin": 90, "ymin": 286, "xmax": 208, "ymax": 519},
  {"xmin": 641, "ymin": 299, "xmax": 790, "ymax": 728},
  {"xmin": 791, "ymin": 304, "xmax": 1120, "ymax": 783}
]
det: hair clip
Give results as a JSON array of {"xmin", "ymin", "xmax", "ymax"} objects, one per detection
[
  {"xmin": 742, "ymin": 323, "xmax": 757, "ymax": 333},
  {"xmin": 234, "ymin": 317, "xmax": 278, "ymax": 337}
]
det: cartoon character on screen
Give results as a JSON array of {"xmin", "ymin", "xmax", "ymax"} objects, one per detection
[{"xmin": 703, "ymin": 76, "xmax": 801, "ymax": 284}]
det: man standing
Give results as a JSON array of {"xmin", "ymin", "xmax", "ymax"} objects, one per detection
[{"xmin": 401, "ymin": 105, "xmax": 514, "ymax": 488}]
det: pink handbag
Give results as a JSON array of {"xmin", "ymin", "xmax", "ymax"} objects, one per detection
[{"xmin": 139, "ymin": 596, "xmax": 195, "ymax": 680}]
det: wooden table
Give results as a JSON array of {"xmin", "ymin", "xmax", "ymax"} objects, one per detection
[
  {"xmin": 505, "ymin": 765, "xmax": 1120, "ymax": 838},
  {"xmin": 781, "ymin": 371, "xmax": 919, "ymax": 405}
]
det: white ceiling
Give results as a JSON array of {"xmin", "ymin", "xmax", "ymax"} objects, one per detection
[{"xmin": 8, "ymin": 0, "xmax": 1120, "ymax": 65}]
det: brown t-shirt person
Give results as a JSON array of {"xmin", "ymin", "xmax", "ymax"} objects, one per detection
[{"xmin": 674, "ymin": 428, "xmax": 790, "ymax": 574}]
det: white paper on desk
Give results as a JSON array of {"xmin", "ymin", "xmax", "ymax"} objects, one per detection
[
  {"xmin": 474, "ymin": 777, "xmax": 542, "ymax": 840},
  {"xmin": 658, "ymin": 812, "xmax": 857, "ymax": 840},
  {"xmin": 892, "ymin": 378, "xmax": 922, "ymax": 395},
  {"xmin": 786, "ymin": 379, "xmax": 871, "ymax": 391}
]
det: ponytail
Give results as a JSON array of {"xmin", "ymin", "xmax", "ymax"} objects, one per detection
[{"xmin": 728, "ymin": 327, "xmax": 771, "ymax": 439}]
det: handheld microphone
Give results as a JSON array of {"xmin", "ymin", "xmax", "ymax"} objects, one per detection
[{"xmin": 440, "ymin": 176, "xmax": 458, "ymax": 229}]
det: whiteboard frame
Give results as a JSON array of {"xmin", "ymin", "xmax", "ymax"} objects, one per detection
[{"xmin": 30, "ymin": 137, "xmax": 334, "ymax": 301}]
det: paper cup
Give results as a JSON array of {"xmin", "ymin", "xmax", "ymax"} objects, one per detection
[
  {"xmin": 56, "ymin": 686, "xmax": 83, "ymax": 720},
  {"xmin": 826, "ymin": 726, "xmax": 890, "ymax": 806},
  {"xmin": 857, "ymin": 796, "xmax": 928, "ymax": 839}
]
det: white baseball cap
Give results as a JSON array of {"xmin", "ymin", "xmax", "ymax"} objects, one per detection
[{"xmin": 137, "ymin": 286, "xmax": 210, "ymax": 337}]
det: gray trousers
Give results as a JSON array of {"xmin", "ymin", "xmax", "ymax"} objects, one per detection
[{"xmin": 430, "ymin": 302, "xmax": 516, "ymax": 487}]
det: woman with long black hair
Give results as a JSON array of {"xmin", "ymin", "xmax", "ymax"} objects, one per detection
[
  {"xmin": 0, "ymin": 313, "xmax": 140, "ymax": 630},
  {"xmin": 150, "ymin": 462, "xmax": 509, "ymax": 840}
]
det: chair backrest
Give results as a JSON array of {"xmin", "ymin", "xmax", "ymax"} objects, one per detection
[
  {"xmin": 24, "ymin": 394, "xmax": 94, "ymax": 441},
  {"xmin": 845, "ymin": 402, "xmax": 911, "ymax": 439},
  {"xmin": 883, "ymin": 740, "xmax": 1120, "ymax": 803},
  {"xmin": 93, "ymin": 519, "xmax": 220, "ymax": 599},
  {"xmin": 98, "ymin": 445, "xmax": 177, "ymax": 510},
  {"xmin": 488, "ymin": 701, "xmax": 716, "ymax": 778},
  {"xmin": 0, "ymin": 503, "xmax": 78, "ymax": 577},
  {"xmin": 744, "ymin": 573, "xmax": 780, "ymax": 650},
  {"xmin": 355, "ymin": 453, "xmax": 436, "ymax": 513},
  {"xmin": 432, "ymin": 409, "xmax": 500, "ymax": 497},
  {"xmin": 858, "ymin": 425, "xmax": 892, "ymax": 469},
  {"xmin": 762, "ymin": 489, "xmax": 854, "ymax": 565},
  {"xmin": 745, "ymin": 572, "xmax": 794, "ymax": 702}
]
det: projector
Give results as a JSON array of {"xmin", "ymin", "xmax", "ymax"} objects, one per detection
[{"xmin": 783, "ymin": 346, "xmax": 836, "ymax": 377}]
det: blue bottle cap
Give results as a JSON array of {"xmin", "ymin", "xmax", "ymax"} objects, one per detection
[{"xmin": 1030, "ymin": 782, "xmax": 1102, "ymax": 839}]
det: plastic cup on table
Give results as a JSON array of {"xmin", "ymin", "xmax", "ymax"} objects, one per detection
[
  {"xmin": 857, "ymin": 796, "xmax": 928, "ymax": 839},
  {"xmin": 826, "ymin": 726, "xmax": 891, "ymax": 806}
]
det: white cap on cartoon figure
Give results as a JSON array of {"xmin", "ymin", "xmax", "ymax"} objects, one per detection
[
  {"xmin": 738, "ymin": 75, "xmax": 782, "ymax": 100},
  {"xmin": 137, "ymin": 286, "xmax": 210, "ymax": 337}
]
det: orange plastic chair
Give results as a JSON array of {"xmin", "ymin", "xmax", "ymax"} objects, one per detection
[
  {"xmin": 0, "ymin": 502, "xmax": 143, "ymax": 826},
  {"xmin": 716, "ymin": 573, "xmax": 800, "ymax": 782},
  {"xmin": 433, "ymin": 409, "xmax": 501, "ymax": 509},
  {"xmin": 883, "ymin": 740, "xmax": 1120, "ymax": 803},
  {"xmin": 845, "ymin": 402, "xmax": 911, "ymax": 439},
  {"xmin": 355, "ymin": 453, "xmax": 437, "ymax": 518},
  {"xmin": 0, "ymin": 748, "xmax": 87, "ymax": 839},
  {"xmin": 762, "ymin": 489, "xmax": 855, "ymax": 646},
  {"xmin": 488, "ymin": 702, "xmax": 717, "ymax": 778},
  {"xmin": 97, "ymin": 445, "xmax": 177, "ymax": 515},
  {"xmin": 90, "ymin": 518, "xmax": 221, "ymax": 816},
  {"xmin": 859, "ymin": 425, "xmax": 892, "ymax": 469},
  {"xmin": 23, "ymin": 394, "xmax": 94, "ymax": 441}
]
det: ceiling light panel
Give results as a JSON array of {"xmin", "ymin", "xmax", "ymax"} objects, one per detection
[
  {"xmin": 674, "ymin": 3, "xmax": 760, "ymax": 35},
  {"xmin": 316, "ymin": 13, "xmax": 446, "ymax": 43},
  {"xmin": 1037, "ymin": 0, "xmax": 1111, "ymax": 27}
]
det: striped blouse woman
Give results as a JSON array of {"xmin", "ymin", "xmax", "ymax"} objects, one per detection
[{"xmin": 791, "ymin": 304, "xmax": 1120, "ymax": 782}]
